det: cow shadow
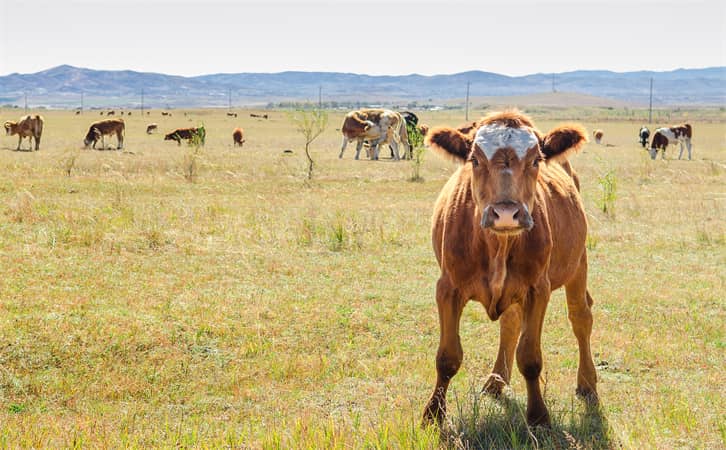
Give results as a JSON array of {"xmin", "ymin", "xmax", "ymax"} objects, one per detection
[
  {"xmin": 1, "ymin": 146, "xmax": 36, "ymax": 152},
  {"xmin": 439, "ymin": 389, "xmax": 615, "ymax": 449}
]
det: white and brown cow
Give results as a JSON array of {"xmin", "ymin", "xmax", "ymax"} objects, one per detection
[
  {"xmin": 592, "ymin": 129, "xmax": 604, "ymax": 144},
  {"xmin": 639, "ymin": 126, "xmax": 650, "ymax": 148},
  {"xmin": 649, "ymin": 124, "xmax": 692, "ymax": 160},
  {"xmin": 4, "ymin": 115, "xmax": 44, "ymax": 151},
  {"xmin": 84, "ymin": 118, "xmax": 125, "ymax": 150},
  {"xmin": 339, "ymin": 109, "xmax": 410, "ymax": 160}
]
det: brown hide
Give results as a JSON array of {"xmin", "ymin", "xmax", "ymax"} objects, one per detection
[
  {"xmin": 4, "ymin": 114, "xmax": 44, "ymax": 150},
  {"xmin": 164, "ymin": 127, "xmax": 200, "ymax": 145},
  {"xmin": 422, "ymin": 110, "xmax": 597, "ymax": 428},
  {"xmin": 232, "ymin": 127, "xmax": 245, "ymax": 146},
  {"xmin": 84, "ymin": 118, "xmax": 125, "ymax": 149}
]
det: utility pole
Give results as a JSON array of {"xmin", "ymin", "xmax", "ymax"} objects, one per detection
[
  {"xmin": 141, "ymin": 88, "xmax": 144, "ymax": 117},
  {"xmin": 648, "ymin": 77, "xmax": 653, "ymax": 124},
  {"xmin": 465, "ymin": 81, "xmax": 470, "ymax": 121}
]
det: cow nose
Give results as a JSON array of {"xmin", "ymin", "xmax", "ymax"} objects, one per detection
[{"xmin": 491, "ymin": 204, "xmax": 520, "ymax": 228}]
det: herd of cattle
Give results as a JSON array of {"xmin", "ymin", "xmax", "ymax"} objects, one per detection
[{"xmin": 2, "ymin": 111, "xmax": 694, "ymax": 161}]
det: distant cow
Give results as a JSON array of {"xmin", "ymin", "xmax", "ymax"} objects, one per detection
[
  {"xmin": 127, "ymin": 111, "xmax": 132, "ymax": 116},
  {"xmin": 107, "ymin": 110, "xmax": 115, "ymax": 116},
  {"xmin": 233, "ymin": 127, "xmax": 245, "ymax": 147},
  {"xmin": 421, "ymin": 110, "xmax": 597, "ymax": 428},
  {"xmin": 339, "ymin": 109, "xmax": 410, "ymax": 160},
  {"xmin": 227, "ymin": 112, "xmax": 238, "ymax": 118},
  {"xmin": 649, "ymin": 124, "xmax": 692, "ymax": 160},
  {"xmin": 120, "ymin": 111, "xmax": 124, "ymax": 116},
  {"xmin": 639, "ymin": 126, "xmax": 650, "ymax": 148},
  {"xmin": 84, "ymin": 118, "xmax": 125, "ymax": 150},
  {"xmin": 4, "ymin": 115, "xmax": 44, "ymax": 151},
  {"xmin": 100, "ymin": 111, "xmax": 104, "ymax": 116},
  {"xmin": 146, "ymin": 123, "xmax": 158, "ymax": 134},
  {"xmin": 75, "ymin": 110, "xmax": 81, "ymax": 115},
  {"xmin": 418, "ymin": 124, "xmax": 430, "ymax": 137},
  {"xmin": 161, "ymin": 111, "xmax": 172, "ymax": 117},
  {"xmin": 250, "ymin": 113, "xmax": 268, "ymax": 119},
  {"xmin": 164, "ymin": 127, "xmax": 203, "ymax": 145},
  {"xmin": 592, "ymin": 129, "xmax": 604, "ymax": 144}
]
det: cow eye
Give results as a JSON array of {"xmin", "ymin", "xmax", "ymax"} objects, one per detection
[
  {"xmin": 532, "ymin": 158, "xmax": 540, "ymax": 168},
  {"xmin": 470, "ymin": 158, "xmax": 479, "ymax": 167}
]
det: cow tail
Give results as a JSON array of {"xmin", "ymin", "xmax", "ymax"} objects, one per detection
[{"xmin": 36, "ymin": 116, "xmax": 43, "ymax": 138}]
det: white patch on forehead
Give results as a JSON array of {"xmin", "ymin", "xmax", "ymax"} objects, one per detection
[{"xmin": 474, "ymin": 123, "xmax": 539, "ymax": 160}]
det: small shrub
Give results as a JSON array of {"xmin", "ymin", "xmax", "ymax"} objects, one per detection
[
  {"xmin": 407, "ymin": 122, "xmax": 426, "ymax": 182},
  {"xmin": 59, "ymin": 149, "xmax": 80, "ymax": 177},
  {"xmin": 182, "ymin": 124, "xmax": 206, "ymax": 182},
  {"xmin": 596, "ymin": 170, "xmax": 617, "ymax": 217}
]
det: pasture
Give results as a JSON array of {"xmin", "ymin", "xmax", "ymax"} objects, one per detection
[{"xmin": 0, "ymin": 107, "xmax": 723, "ymax": 448}]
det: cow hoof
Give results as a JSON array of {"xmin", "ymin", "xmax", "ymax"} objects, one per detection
[
  {"xmin": 576, "ymin": 386, "xmax": 599, "ymax": 404},
  {"xmin": 421, "ymin": 399, "xmax": 445, "ymax": 428},
  {"xmin": 482, "ymin": 373, "xmax": 507, "ymax": 397},
  {"xmin": 526, "ymin": 409, "xmax": 551, "ymax": 428}
]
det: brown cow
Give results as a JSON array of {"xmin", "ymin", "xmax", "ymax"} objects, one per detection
[
  {"xmin": 593, "ymin": 129, "xmax": 604, "ymax": 144},
  {"xmin": 421, "ymin": 111, "xmax": 597, "ymax": 428},
  {"xmin": 107, "ymin": 110, "xmax": 115, "ymax": 116},
  {"xmin": 84, "ymin": 118, "xmax": 125, "ymax": 150},
  {"xmin": 649, "ymin": 124, "xmax": 692, "ymax": 160},
  {"xmin": 164, "ymin": 127, "xmax": 202, "ymax": 145},
  {"xmin": 4, "ymin": 115, "xmax": 44, "ymax": 151},
  {"xmin": 232, "ymin": 127, "xmax": 245, "ymax": 147},
  {"xmin": 418, "ymin": 123, "xmax": 429, "ymax": 137},
  {"xmin": 227, "ymin": 112, "xmax": 238, "ymax": 118},
  {"xmin": 146, "ymin": 123, "xmax": 158, "ymax": 134},
  {"xmin": 161, "ymin": 111, "xmax": 172, "ymax": 117}
]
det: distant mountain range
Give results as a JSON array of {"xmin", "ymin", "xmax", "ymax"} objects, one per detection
[{"xmin": 0, "ymin": 65, "xmax": 724, "ymax": 108}]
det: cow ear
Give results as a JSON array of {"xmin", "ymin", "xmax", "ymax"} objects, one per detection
[
  {"xmin": 541, "ymin": 124, "xmax": 588, "ymax": 161},
  {"xmin": 425, "ymin": 127, "xmax": 472, "ymax": 163}
]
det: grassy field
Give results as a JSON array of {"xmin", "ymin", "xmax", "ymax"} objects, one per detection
[{"xmin": 0, "ymin": 106, "xmax": 724, "ymax": 448}]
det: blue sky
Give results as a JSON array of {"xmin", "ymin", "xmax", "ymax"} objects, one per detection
[{"xmin": 1, "ymin": 0, "xmax": 724, "ymax": 76}]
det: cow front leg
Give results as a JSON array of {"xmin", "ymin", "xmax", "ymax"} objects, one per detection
[
  {"xmin": 686, "ymin": 139, "xmax": 692, "ymax": 160},
  {"xmin": 678, "ymin": 141, "xmax": 685, "ymax": 160},
  {"xmin": 483, "ymin": 302, "xmax": 521, "ymax": 397},
  {"xmin": 516, "ymin": 280, "xmax": 551, "ymax": 427},
  {"xmin": 339, "ymin": 136, "xmax": 348, "ymax": 159},
  {"xmin": 565, "ymin": 257, "xmax": 598, "ymax": 402},
  {"xmin": 16, "ymin": 135, "xmax": 22, "ymax": 151},
  {"xmin": 423, "ymin": 277, "xmax": 465, "ymax": 426},
  {"xmin": 354, "ymin": 140, "xmax": 363, "ymax": 160}
]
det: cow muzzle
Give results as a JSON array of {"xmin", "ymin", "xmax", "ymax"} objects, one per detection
[{"xmin": 482, "ymin": 202, "xmax": 533, "ymax": 234}]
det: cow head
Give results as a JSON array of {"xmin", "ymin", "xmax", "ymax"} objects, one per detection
[
  {"xmin": 84, "ymin": 127, "xmax": 100, "ymax": 147},
  {"xmin": 164, "ymin": 132, "xmax": 176, "ymax": 141},
  {"xmin": 426, "ymin": 111, "xmax": 586, "ymax": 235},
  {"xmin": 4, "ymin": 121, "xmax": 15, "ymax": 135}
]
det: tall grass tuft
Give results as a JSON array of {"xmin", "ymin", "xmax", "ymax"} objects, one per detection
[{"xmin": 182, "ymin": 124, "xmax": 206, "ymax": 182}]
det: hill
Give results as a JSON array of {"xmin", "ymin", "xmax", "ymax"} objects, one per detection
[{"xmin": 0, "ymin": 65, "xmax": 723, "ymax": 108}]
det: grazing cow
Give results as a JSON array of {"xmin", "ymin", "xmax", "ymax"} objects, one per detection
[
  {"xmin": 100, "ymin": 111, "xmax": 104, "ymax": 116},
  {"xmin": 421, "ymin": 110, "xmax": 598, "ymax": 428},
  {"xmin": 164, "ymin": 127, "xmax": 203, "ymax": 145},
  {"xmin": 84, "ymin": 118, "xmax": 125, "ymax": 150},
  {"xmin": 127, "ymin": 111, "xmax": 132, "ymax": 116},
  {"xmin": 232, "ymin": 127, "xmax": 245, "ymax": 147},
  {"xmin": 120, "ymin": 111, "xmax": 124, "ymax": 116},
  {"xmin": 227, "ymin": 112, "xmax": 238, "ymax": 118},
  {"xmin": 639, "ymin": 126, "xmax": 650, "ymax": 148},
  {"xmin": 250, "ymin": 113, "xmax": 269, "ymax": 119},
  {"xmin": 592, "ymin": 129, "xmax": 604, "ymax": 144},
  {"xmin": 146, "ymin": 123, "xmax": 158, "ymax": 134},
  {"xmin": 649, "ymin": 124, "xmax": 692, "ymax": 160},
  {"xmin": 418, "ymin": 124, "xmax": 430, "ymax": 137},
  {"xmin": 161, "ymin": 111, "xmax": 172, "ymax": 117},
  {"xmin": 75, "ymin": 110, "xmax": 81, "ymax": 115},
  {"xmin": 4, "ymin": 115, "xmax": 44, "ymax": 151},
  {"xmin": 339, "ymin": 109, "xmax": 410, "ymax": 160},
  {"xmin": 107, "ymin": 110, "xmax": 115, "ymax": 116}
]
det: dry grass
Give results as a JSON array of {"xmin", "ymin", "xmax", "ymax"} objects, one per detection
[{"xmin": 0, "ymin": 107, "xmax": 723, "ymax": 448}]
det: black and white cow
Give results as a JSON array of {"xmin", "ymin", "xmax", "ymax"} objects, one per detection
[{"xmin": 639, "ymin": 126, "xmax": 650, "ymax": 148}]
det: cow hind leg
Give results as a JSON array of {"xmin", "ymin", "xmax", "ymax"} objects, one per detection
[
  {"xmin": 422, "ymin": 277, "xmax": 465, "ymax": 427},
  {"xmin": 678, "ymin": 141, "xmax": 684, "ymax": 160},
  {"xmin": 34, "ymin": 134, "xmax": 40, "ymax": 151},
  {"xmin": 483, "ymin": 303, "xmax": 521, "ymax": 397},
  {"xmin": 354, "ymin": 140, "xmax": 363, "ymax": 160},
  {"xmin": 564, "ymin": 256, "xmax": 598, "ymax": 403}
]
